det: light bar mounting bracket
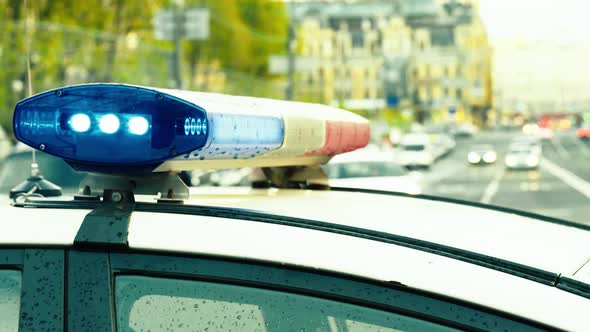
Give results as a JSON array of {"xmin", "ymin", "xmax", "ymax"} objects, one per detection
[{"xmin": 75, "ymin": 172, "xmax": 189, "ymax": 201}]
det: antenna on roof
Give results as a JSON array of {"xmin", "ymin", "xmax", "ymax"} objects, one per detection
[{"xmin": 9, "ymin": 0, "xmax": 62, "ymax": 200}]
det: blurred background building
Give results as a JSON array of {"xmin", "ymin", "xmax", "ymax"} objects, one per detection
[
  {"xmin": 0, "ymin": 0, "xmax": 492, "ymax": 136},
  {"xmin": 286, "ymin": 0, "xmax": 492, "ymax": 129}
]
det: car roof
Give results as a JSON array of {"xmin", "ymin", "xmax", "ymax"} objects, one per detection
[
  {"xmin": 471, "ymin": 144, "xmax": 493, "ymax": 150},
  {"xmin": 3, "ymin": 188, "xmax": 589, "ymax": 275},
  {"xmin": 401, "ymin": 133, "xmax": 430, "ymax": 143},
  {"xmin": 1, "ymin": 191, "xmax": 590, "ymax": 331}
]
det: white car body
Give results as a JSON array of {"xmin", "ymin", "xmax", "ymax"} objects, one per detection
[
  {"xmin": 505, "ymin": 146, "xmax": 541, "ymax": 169},
  {"xmin": 326, "ymin": 150, "xmax": 422, "ymax": 194},
  {"xmin": 3, "ymin": 188, "xmax": 590, "ymax": 331},
  {"xmin": 467, "ymin": 145, "xmax": 497, "ymax": 165},
  {"xmin": 510, "ymin": 137, "xmax": 542, "ymax": 155},
  {"xmin": 397, "ymin": 134, "xmax": 435, "ymax": 168},
  {"xmin": 430, "ymin": 133, "xmax": 456, "ymax": 158}
]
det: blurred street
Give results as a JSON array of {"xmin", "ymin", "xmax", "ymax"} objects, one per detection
[{"xmin": 421, "ymin": 131, "xmax": 590, "ymax": 224}]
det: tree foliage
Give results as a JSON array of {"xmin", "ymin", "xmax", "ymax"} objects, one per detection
[{"xmin": 0, "ymin": 0, "xmax": 287, "ymax": 134}]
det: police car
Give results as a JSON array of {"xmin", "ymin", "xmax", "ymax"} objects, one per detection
[{"xmin": 2, "ymin": 84, "xmax": 590, "ymax": 331}]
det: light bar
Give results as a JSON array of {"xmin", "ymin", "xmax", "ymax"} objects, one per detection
[{"xmin": 14, "ymin": 84, "xmax": 369, "ymax": 173}]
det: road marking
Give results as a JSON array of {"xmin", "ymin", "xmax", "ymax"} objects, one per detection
[
  {"xmin": 480, "ymin": 168, "xmax": 505, "ymax": 204},
  {"xmin": 541, "ymin": 157, "xmax": 590, "ymax": 199}
]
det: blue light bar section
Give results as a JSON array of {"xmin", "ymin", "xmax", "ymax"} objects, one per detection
[
  {"xmin": 184, "ymin": 112, "xmax": 284, "ymax": 160},
  {"xmin": 14, "ymin": 84, "xmax": 208, "ymax": 171}
]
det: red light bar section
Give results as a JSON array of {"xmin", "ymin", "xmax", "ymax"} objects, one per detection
[{"xmin": 306, "ymin": 120, "xmax": 370, "ymax": 156}]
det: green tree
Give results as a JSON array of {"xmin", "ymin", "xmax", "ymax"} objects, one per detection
[
  {"xmin": 0, "ymin": 0, "xmax": 168, "ymax": 133},
  {"xmin": 184, "ymin": 0, "xmax": 287, "ymax": 90}
]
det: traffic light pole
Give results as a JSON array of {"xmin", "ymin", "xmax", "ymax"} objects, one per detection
[
  {"xmin": 285, "ymin": 2, "xmax": 295, "ymax": 100},
  {"xmin": 170, "ymin": 2, "xmax": 184, "ymax": 89}
]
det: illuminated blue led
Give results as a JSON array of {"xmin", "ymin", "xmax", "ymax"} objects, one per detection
[
  {"xmin": 195, "ymin": 112, "xmax": 284, "ymax": 159},
  {"xmin": 184, "ymin": 118, "xmax": 190, "ymax": 136},
  {"xmin": 196, "ymin": 118, "xmax": 202, "ymax": 135},
  {"xmin": 69, "ymin": 113, "xmax": 91, "ymax": 133},
  {"xmin": 190, "ymin": 118, "xmax": 196, "ymax": 135},
  {"xmin": 128, "ymin": 116, "xmax": 149, "ymax": 135},
  {"xmin": 99, "ymin": 114, "xmax": 120, "ymax": 134}
]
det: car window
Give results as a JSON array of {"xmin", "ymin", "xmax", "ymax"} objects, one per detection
[
  {"xmin": 115, "ymin": 275, "xmax": 457, "ymax": 332},
  {"xmin": 403, "ymin": 145, "xmax": 425, "ymax": 151},
  {"xmin": 509, "ymin": 146, "xmax": 532, "ymax": 153},
  {"xmin": 325, "ymin": 161, "xmax": 407, "ymax": 179},
  {"xmin": 0, "ymin": 270, "xmax": 22, "ymax": 332}
]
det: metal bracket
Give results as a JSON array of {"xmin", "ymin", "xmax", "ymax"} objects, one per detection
[
  {"xmin": 74, "ymin": 189, "xmax": 135, "ymax": 249},
  {"xmin": 76, "ymin": 172, "xmax": 189, "ymax": 200},
  {"xmin": 259, "ymin": 165, "xmax": 329, "ymax": 189}
]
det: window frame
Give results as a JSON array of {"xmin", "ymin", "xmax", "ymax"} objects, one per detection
[
  {"xmin": 0, "ymin": 246, "xmax": 557, "ymax": 331},
  {"xmin": 0, "ymin": 247, "xmax": 65, "ymax": 332}
]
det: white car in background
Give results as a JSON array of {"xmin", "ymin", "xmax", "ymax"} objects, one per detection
[
  {"xmin": 467, "ymin": 144, "xmax": 497, "ymax": 165},
  {"xmin": 324, "ymin": 150, "xmax": 422, "ymax": 195},
  {"xmin": 453, "ymin": 123, "xmax": 478, "ymax": 138},
  {"xmin": 431, "ymin": 133, "xmax": 456, "ymax": 158},
  {"xmin": 396, "ymin": 133, "xmax": 435, "ymax": 169},
  {"xmin": 511, "ymin": 136, "xmax": 542, "ymax": 155},
  {"xmin": 505, "ymin": 144, "xmax": 541, "ymax": 170}
]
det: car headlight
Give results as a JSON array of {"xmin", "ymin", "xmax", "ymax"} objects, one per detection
[
  {"xmin": 467, "ymin": 152, "xmax": 481, "ymax": 164},
  {"xmin": 483, "ymin": 151, "xmax": 496, "ymax": 163},
  {"xmin": 526, "ymin": 155, "xmax": 539, "ymax": 166}
]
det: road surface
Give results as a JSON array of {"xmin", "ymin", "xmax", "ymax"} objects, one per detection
[{"xmin": 421, "ymin": 130, "xmax": 590, "ymax": 225}]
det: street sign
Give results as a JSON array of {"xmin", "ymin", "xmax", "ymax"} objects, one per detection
[
  {"xmin": 153, "ymin": 8, "xmax": 209, "ymax": 41},
  {"xmin": 184, "ymin": 8, "xmax": 210, "ymax": 40},
  {"xmin": 153, "ymin": 10, "xmax": 176, "ymax": 40},
  {"xmin": 386, "ymin": 95, "xmax": 399, "ymax": 107}
]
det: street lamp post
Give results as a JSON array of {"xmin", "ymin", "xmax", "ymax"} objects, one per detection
[
  {"xmin": 171, "ymin": 0, "xmax": 184, "ymax": 89},
  {"xmin": 153, "ymin": 1, "xmax": 209, "ymax": 89},
  {"xmin": 285, "ymin": 1, "xmax": 296, "ymax": 100}
]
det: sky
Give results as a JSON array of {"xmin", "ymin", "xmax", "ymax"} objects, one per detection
[
  {"xmin": 478, "ymin": 0, "xmax": 590, "ymax": 106},
  {"xmin": 479, "ymin": 0, "xmax": 590, "ymax": 44}
]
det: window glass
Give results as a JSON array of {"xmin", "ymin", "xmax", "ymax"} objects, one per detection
[
  {"xmin": 0, "ymin": 270, "xmax": 22, "ymax": 332},
  {"xmin": 403, "ymin": 144, "xmax": 425, "ymax": 151},
  {"xmin": 115, "ymin": 275, "xmax": 457, "ymax": 332}
]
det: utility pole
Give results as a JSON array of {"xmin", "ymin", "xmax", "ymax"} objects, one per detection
[
  {"xmin": 154, "ymin": 0, "xmax": 209, "ymax": 90},
  {"xmin": 285, "ymin": 1, "xmax": 296, "ymax": 100},
  {"xmin": 170, "ymin": 0, "xmax": 184, "ymax": 89}
]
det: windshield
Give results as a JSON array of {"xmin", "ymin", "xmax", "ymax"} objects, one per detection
[
  {"xmin": 1, "ymin": 0, "xmax": 589, "ymax": 227},
  {"xmin": 324, "ymin": 162, "xmax": 407, "ymax": 179},
  {"xmin": 403, "ymin": 145, "xmax": 425, "ymax": 151},
  {"xmin": 509, "ymin": 148, "xmax": 532, "ymax": 154}
]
